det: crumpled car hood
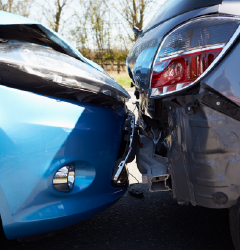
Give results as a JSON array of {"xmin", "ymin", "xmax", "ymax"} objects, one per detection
[
  {"xmin": 0, "ymin": 10, "xmax": 103, "ymax": 73},
  {"xmin": 0, "ymin": 11, "xmax": 130, "ymax": 104}
]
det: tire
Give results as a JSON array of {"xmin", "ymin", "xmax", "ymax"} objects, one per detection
[{"xmin": 229, "ymin": 199, "xmax": 240, "ymax": 249}]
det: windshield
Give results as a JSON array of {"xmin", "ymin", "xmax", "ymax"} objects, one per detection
[{"xmin": 143, "ymin": 0, "xmax": 223, "ymax": 32}]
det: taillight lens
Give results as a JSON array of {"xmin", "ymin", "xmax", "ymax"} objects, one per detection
[{"xmin": 151, "ymin": 17, "xmax": 240, "ymax": 96}]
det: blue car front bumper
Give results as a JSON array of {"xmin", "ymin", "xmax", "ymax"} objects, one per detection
[{"xmin": 0, "ymin": 85, "xmax": 127, "ymax": 239}]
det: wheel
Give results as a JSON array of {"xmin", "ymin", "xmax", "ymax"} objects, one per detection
[{"xmin": 229, "ymin": 199, "xmax": 240, "ymax": 249}]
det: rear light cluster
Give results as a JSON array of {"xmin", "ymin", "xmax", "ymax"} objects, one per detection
[{"xmin": 151, "ymin": 17, "xmax": 240, "ymax": 97}]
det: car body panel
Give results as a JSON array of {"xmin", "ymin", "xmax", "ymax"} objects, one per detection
[
  {"xmin": 0, "ymin": 11, "xmax": 132, "ymax": 240},
  {"xmin": 143, "ymin": 0, "xmax": 222, "ymax": 33},
  {"xmin": 0, "ymin": 83, "xmax": 127, "ymax": 239},
  {"xmin": 162, "ymin": 97, "xmax": 240, "ymax": 208},
  {"xmin": 203, "ymin": 39, "xmax": 240, "ymax": 105}
]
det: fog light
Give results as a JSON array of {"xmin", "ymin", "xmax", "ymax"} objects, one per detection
[{"xmin": 53, "ymin": 164, "xmax": 75, "ymax": 192}]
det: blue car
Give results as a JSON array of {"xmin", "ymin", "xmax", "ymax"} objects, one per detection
[{"xmin": 0, "ymin": 11, "xmax": 134, "ymax": 240}]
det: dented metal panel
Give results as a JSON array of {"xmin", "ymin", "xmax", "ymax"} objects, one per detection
[
  {"xmin": 0, "ymin": 12, "xmax": 131, "ymax": 104},
  {"xmin": 163, "ymin": 96, "xmax": 240, "ymax": 208}
]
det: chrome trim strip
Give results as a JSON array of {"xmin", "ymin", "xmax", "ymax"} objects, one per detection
[
  {"xmin": 112, "ymin": 111, "xmax": 135, "ymax": 184},
  {"xmin": 150, "ymin": 16, "xmax": 240, "ymax": 98}
]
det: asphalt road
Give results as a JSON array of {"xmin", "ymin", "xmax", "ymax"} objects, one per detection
[
  {"xmin": 0, "ymin": 186, "xmax": 234, "ymax": 250},
  {"xmin": 0, "ymin": 89, "xmax": 235, "ymax": 250}
]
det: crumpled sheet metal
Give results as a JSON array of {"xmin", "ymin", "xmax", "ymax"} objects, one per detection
[
  {"xmin": 164, "ymin": 99, "xmax": 240, "ymax": 208},
  {"xmin": 0, "ymin": 10, "xmax": 104, "ymax": 73},
  {"xmin": 0, "ymin": 42, "xmax": 130, "ymax": 101}
]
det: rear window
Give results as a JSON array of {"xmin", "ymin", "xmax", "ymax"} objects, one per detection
[{"xmin": 143, "ymin": 0, "xmax": 223, "ymax": 32}]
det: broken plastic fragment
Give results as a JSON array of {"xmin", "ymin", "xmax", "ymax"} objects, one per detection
[
  {"xmin": 128, "ymin": 184, "xmax": 144, "ymax": 198},
  {"xmin": 102, "ymin": 90, "xmax": 111, "ymax": 96},
  {"xmin": 53, "ymin": 75, "xmax": 63, "ymax": 83}
]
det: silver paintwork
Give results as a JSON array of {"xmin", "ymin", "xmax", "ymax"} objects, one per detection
[{"xmin": 150, "ymin": 16, "xmax": 240, "ymax": 98}]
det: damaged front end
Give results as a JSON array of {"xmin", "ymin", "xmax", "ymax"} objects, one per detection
[
  {"xmin": 0, "ymin": 40, "xmax": 129, "ymax": 108},
  {"xmin": 0, "ymin": 11, "xmax": 134, "ymax": 240},
  {"xmin": 0, "ymin": 11, "xmax": 130, "ymax": 107}
]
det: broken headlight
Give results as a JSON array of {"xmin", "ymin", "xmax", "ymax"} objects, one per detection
[{"xmin": 0, "ymin": 43, "xmax": 129, "ymax": 101}]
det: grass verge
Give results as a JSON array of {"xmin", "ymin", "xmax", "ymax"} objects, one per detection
[{"xmin": 107, "ymin": 71, "xmax": 131, "ymax": 88}]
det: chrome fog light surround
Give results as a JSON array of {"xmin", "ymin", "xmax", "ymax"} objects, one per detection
[{"xmin": 53, "ymin": 164, "xmax": 75, "ymax": 192}]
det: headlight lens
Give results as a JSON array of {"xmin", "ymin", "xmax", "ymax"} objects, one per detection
[{"xmin": 0, "ymin": 43, "xmax": 129, "ymax": 101}]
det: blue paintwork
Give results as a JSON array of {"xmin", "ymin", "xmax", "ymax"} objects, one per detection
[
  {"xmin": 0, "ymin": 11, "xmax": 104, "ymax": 73},
  {"xmin": 0, "ymin": 85, "xmax": 126, "ymax": 239}
]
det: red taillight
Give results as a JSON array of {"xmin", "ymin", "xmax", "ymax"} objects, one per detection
[
  {"xmin": 150, "ymin": 17, "xmax": 240, "ymax": 97},
  {"xmin": 151, "ymin": 47, "xmax": 222, "ymax": 92}
]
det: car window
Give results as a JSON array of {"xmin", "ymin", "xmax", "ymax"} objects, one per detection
[{"xmin": 143, "ymin": 0, "xmax": 223, "ymax": 33}]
